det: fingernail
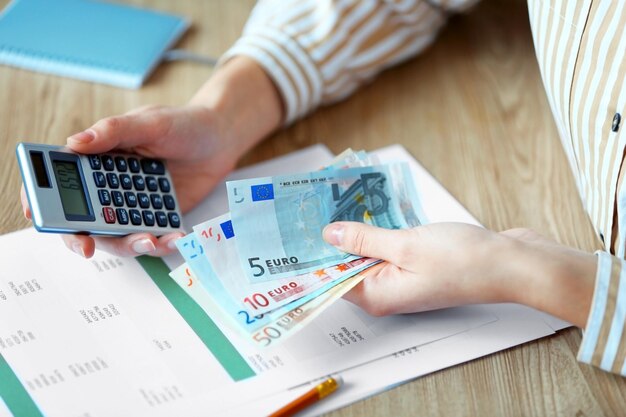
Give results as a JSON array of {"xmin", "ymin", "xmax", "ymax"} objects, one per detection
[
  {"xmin": 132, "ymin": 238, "xmax": 156, "ymax": 254},
  {"xmin": 323, "ymin": 224, "xmax": 344, "ymax": 246},
  {"xmin": 22, "ymin": 208, "xmax": 30, "ymax": 220},
  {"xmin": 166, "ymin": 235, "xmax": 183, "ymax": 250},
  {"xmin": 67, "ymin": 129, "xmax": 95, "ymax": 145},
  {"xmin": 71, "ymin": 242, "xmax": 87, "ymax": 258}
]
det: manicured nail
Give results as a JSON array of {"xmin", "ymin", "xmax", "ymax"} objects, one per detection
[
  {"xmin": 71, "ymin": 242, "xmax": 87, "ymax": 258},
  {"xmin": 132, "ymin": 238, "xmax": 156, "ymax": 254},
  {"xmin": 323, "ymin": 224, "xmax": 344, "ymax": 246},
  {"xmin": 67, "ymin": 129, "xmax": 95, "ymax": 145},
  {"xmin": 166, "ymin": 236, "xmax": 183, "ymax": 250}
]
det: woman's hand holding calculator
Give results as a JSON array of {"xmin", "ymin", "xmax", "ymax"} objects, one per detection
[{"xmin": 20, "ymin": 57, "xmax": 284, "ymax": 258}]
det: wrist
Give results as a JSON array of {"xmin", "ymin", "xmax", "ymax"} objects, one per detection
[
  {"xmin": 189, "ymin": 56, "xmax": 283, "ymax": 160},
  {"xmin": 500, "ymin": 232, "xmax": 597, "ymax": 328}
]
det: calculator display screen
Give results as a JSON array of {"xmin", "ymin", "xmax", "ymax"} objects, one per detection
[{"xmin": 52, "ymin": 160, "xmax": 90, "ymax": 217}]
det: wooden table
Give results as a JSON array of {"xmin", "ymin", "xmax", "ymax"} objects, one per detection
[{"xmin": 1, "ymin": 0, "xmax": 625, "ymax": 415}]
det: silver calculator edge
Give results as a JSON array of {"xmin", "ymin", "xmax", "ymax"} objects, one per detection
[{"xmin": 17, "ymin": 142, "xmax": 185, "ymax": 236}]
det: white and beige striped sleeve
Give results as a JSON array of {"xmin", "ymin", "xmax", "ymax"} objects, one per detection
[
  {"xmin": 528, "ymin": 0, "xmax": 626, "ymax": 376},
  {"xmin": 220, "ymin": 0, "xmax": 478, "ymax": 125}
]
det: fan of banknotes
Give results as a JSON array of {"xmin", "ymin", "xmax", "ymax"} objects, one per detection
[{"xmin": 169, "ymin": 149, "xmax": 424, "ymax": 349}]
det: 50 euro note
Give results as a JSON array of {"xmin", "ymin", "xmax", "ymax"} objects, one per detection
[
  {"xmin": 227, "ymin": 163, "xmax": 423, "ymax": 283},
  {"xmin": 169, "ymin": 261, "xmax": 385, "ymax": 349},
  {"xmin": 193, "ymin": 213, "xmax": 378, "ymax": 315},
  {"xmin": 175, "ymin": 233, "xmax": 377, "ymax": 334}
]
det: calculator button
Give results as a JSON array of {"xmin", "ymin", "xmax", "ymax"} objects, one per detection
[
  {"xmin": 129, "ymin": 209, "xmax": 142, "ymax": 225},
  {"xmin": 116, "ymin": 208, "xmax": 129, "ymax": 225},
  {"xmin": 102, "ymin": 155, "xmax": 115, "ymax": 171},
  {"xmin": 120, "ymin": 174, "xmax": 132, "ymax": 190},
  {"xmin": 102, "ymin": 207, "xmax": 116, "ymax": 224},
  {"xmin": 155, "ymin": 211, "xmax": 168, "ymax": 227},
  {"xmin": 106, "ymin": 173, "xmax": 119, "ymax": 189},
  {"xmin": 111, "ymin": 191, "xmax": 124, "ymax": 207},
  {"xmin": 124, "ymin": 192, "xmax": 137, "ymax": 207},
  {"xmin": 137, "ymin": 193, "xmax": 150, "ymax": 208},
  {"xmin": 141, "ymin": 159, "xmax": 165, "ymax": 175},
  {"xmin": 88, "ymin": 155, "xmax": 101, "ymax": 170},
  {"xmin": 168, "ymin": 212, "xmax": 181, "ymax": 228},
  {"xmin": 93, "ymin": 172, "xmax": 106, "ymax": 187},
  {"xmin": 115, "ymin": 157, "xmax": 128, "ymax": 172},
  {"xmin": 132, "ymin": 175, "xmax": 145, "ymax": 191},
  {"xmin": 128, "ymin": 157, "xmax": 140, "ymax": 173},
  {"xmin": 150, "ymin": 194, "xmax": 163, "ymax": 209},
  {"xmin": 163, "ymin": 195, "xmax": 175, "ymax": 210},
  {"xmin": 142, "ymin": 210, "xmax": 155, "ymax": 226},
  {"xmin": 98, "ymin": 190, "xmax": 111, "ymax": 206},
  {"xmin": 158, "ymin": 178, "xmax": 171, "ymax": 193},
  {"xmin": 146, "ymin": 176, "xmax": 158, "ymax": 191}
]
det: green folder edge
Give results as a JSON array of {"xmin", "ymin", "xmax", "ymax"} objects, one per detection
[{"xmin": 0, "ymin": 255, "xmax": 255, "ymax": 417}]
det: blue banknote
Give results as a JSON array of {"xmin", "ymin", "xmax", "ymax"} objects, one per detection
[
  {"xmin": 176, "ymin": 233, "xmax": 376, "ymax": 333},
  {"xmin": 227, "ymin": 163, "xmax": 423, "ymax": 282}
]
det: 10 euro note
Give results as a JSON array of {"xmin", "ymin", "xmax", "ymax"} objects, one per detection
[
  {"xmin": 227, "ymin": 163, "xmax": 423, "ymax": 282},
  {"xmin": 176, "ymin": 233, "xmax": 377, "ymax": 334},
  {"xmin": 193, "ymin": 213, "xmax": 378, "ymax": 315},
  {"xmin": 170, "ymin": 262, "xmax": 385, "ymax": 349}
]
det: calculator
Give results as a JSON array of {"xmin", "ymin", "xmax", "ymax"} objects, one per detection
[{"xmin": 17, "ymin": 142, "xmax": 184, "ymax": 236}]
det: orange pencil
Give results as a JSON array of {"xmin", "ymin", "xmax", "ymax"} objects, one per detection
[{"xmin": 268, "ymin": 376, "xmax": 343, "ymax": 417}]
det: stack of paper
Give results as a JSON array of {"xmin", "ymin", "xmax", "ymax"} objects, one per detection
[{"xmin": 0, "ymin": 144, "xmax": 569, "ymax": 417}]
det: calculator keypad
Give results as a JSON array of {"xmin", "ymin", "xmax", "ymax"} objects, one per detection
[
  {"xmin": 132, "ymin": 175, "xmax": 145, "ymax": 190},
  {"xmin": 115, "ymin": 157, "xmax": 128, "ymax": 172},
  {"xmin": 103, "ymin": 207, "xmax": 116, "ymax": 224},
  {"xmin": 94, "ymin": 172, "xmax": 106, "ymax": 187},
  {"xmin": 98, "ymin": 190, "xmax": 111, "ymax": 206},
  {"xmin": 91, "ymin": 155, "xmax": 180, "ymax": 230},
  {"xmin": 89, "ymin": 155, "xmax": 101, "ymax": 170},
  {"xmin": 129, "ymin": 209, "xmax": 142, "ymax": 225},
  {"xmin": 106, "ymin": 173, "xmax": 119, "ymax": 189},
  {"xmin": 102, "ymin": 156, "xmax": 115, "ymax": 171},
  {"xmin": 146, "ymin": 176, "xmax": 158, "ymax": 191},
  {"xmin": 120, "ymin": 174, "xmax": 132, "ymax": 189},
  {"xmin": 116, "ymin": 209, "xmax": 129, "ymax": 225},
  {"xmin": 112, "ymin": 191, "xmax": 124, "ymax": 207},
  {"xmin": 128, "ymin": 158, "xmax": 140, "ymax": 173}
]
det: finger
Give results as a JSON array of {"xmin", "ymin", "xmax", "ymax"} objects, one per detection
[
  {"xmin": 20, "ymin": 186, "xmax": 31, "ymax": 220},
  {"xmin": 91, "ymin": 233, "xmax": 160, "ymax": 257},
  {"xmin": 323, "ymin": 222, "xmax": 412, "ymax": 265},
  {"xmin": 152, "ymin": 232, "xmax": 186, "ymax": 257},
  {"xmin": 62, "ymin": 234, "xmax": 96, "ymax": 258},
  {"xmin": 342, "ymin": 263, "xmax": 401, "ymax": 317},
  {"xmin": 66, "ymin": 109, "xmax": 170, "ymax": 154}
]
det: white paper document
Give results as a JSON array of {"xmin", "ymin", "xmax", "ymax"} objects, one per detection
[{"xmin": 0, "ymin": 144, "xmax": 569, "ymax": 416}]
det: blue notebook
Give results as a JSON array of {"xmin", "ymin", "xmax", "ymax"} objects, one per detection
[{"xmin": 0, "ymin": 0, "xmax": 189, "ymax": 88}]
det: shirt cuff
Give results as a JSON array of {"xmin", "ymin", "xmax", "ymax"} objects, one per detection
[
  {"xmin": 219, "ymin": 28, "xmax": 323, "ymax": 126},
  {"xmin": 577, "ymin": 251, "xmax": 626, "ymax": 375}
]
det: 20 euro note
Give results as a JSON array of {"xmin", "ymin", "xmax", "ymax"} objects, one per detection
[
  {"xmin": 175, "ymin": 233, "xmax": 377, "ymax": 333},
  {"xmin": 193, "ymin": 213, "xmax": 379, "ymax": 315},
  {"xmin": 170, "ymin": 261, "xmax": 385, "ymax": 349},
  {"xmin": 227, "ymin": 163, "xmax": 423, "ymax": 282}
]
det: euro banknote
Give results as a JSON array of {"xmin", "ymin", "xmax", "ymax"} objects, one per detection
[
  {"xmin": 169, "ymin": 148, "xmax": 420, "ymax": 347},
  {"xmin": 193, "ymin": 213, "xmax": 379, "ymax": 315},
  {"xmin": 176, "ymin": 233, "xmax": 377, "ymax": 332},
  {"xmin": 226, "ymin": 163, "xmax": 422, "ymax": 282},
  {"xmin": 170, "ymin": 262, "xmax": 385, "ymax": 348}
]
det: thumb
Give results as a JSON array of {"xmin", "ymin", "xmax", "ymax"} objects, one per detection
[
  {"xmin": 323, "ymin": 221, "xmax": 410, "ymax": 264},
  {"xmin": 66, "ymin": 109, "xmax": 170, "ymax": 154}
]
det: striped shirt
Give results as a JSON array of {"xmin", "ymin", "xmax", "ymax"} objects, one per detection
[{"xmin": 222, "ymin": 0, "xmax": 626, "ymax": 375}]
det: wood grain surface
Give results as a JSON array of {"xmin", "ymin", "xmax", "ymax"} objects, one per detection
[{"xmin": 1, "ymin": 0, "xmax": 624, "ymax": 416}]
